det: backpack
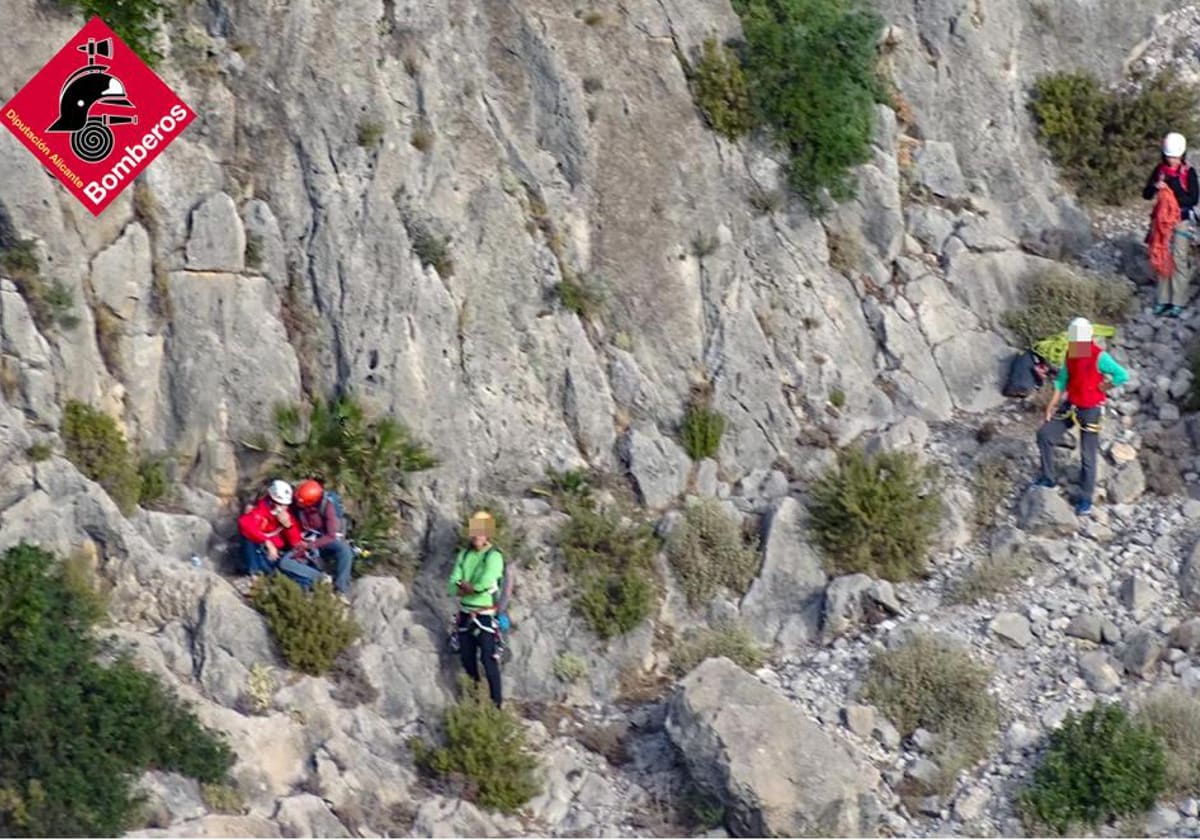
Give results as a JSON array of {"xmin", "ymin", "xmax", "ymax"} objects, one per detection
[
  {"xmin": 318, "ymin": 491, "xmax": 347, "ymax": 536},
  {"xmin": 1002, "ymin": 350, "xmax": 1051, "ymax": 398}
]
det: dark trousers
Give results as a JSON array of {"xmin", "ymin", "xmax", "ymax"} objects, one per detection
[
  {"xmin": 457, "ymin": 612, "xmax": 502, "ymax": 708},
  {"xmin": 1037, "ymin": 406, "xmax": 1102, "ymax": 502}
]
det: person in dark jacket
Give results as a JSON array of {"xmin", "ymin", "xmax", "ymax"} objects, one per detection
[
  {"xmin": 292, "ymin": 479, "xmax": 354, "ymax": 602},
  {"xmin": 1144, "ymin": 131, "xmax": 1200, "ymax": 317}
]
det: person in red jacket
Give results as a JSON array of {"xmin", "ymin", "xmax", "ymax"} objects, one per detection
[{"xmin": 238, "ymin": 479, "xmax": 324, "ymax": 589}]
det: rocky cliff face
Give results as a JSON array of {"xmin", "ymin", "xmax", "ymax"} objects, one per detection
[{"xmin": 0, "ymin": 0, "xmax": 1193, "ymax": 836}]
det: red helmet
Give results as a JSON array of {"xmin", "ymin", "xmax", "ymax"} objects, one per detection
[{"xmin": 295, "ymin": 479, "xmax": 323, "ymax": 508}]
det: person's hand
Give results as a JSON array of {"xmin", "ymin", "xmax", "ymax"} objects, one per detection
[
  {"xmin": 274, "ymin": 506, "xmax": 292, "ymax": 528},
  {"xmin": 1158, "ymin": 179, "xmax": 1171, "ymax": 190},
  {"xmin": 265, "ymin": 542, "xmax": 279, "ymax": 561},
  {"xmin": 1044, "ymin": 407, "xmax": 1054, "ymax": 424},
  {"xmin": 457, "ymin": 581, "xmax": 476, "ymax": 595}
]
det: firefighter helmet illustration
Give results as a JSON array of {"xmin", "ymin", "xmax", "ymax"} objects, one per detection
[{"xmin": 46, "ymin": 37, "xmax": 137, "ymax": 164}]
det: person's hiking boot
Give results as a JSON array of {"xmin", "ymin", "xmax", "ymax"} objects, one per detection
[
  {"xmin": 1155, "ymin": 303, "xmax": 1172, "ymax": 316},
  {"xmin": 1075, "ymin": 499, "xmax": 1093, "ymax": 516},
  {"xmin": 1169, "ymin": 306, "xmax": 1187, "ymax": 318},
  {"xmin": 1033, "ymin": 477, "xmax": 1056, "ymax": 489}
]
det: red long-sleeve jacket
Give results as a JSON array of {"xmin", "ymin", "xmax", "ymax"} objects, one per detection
[
  {"xmin": 294, "ymin": 499, "xmax": 341, "ymax": 550},
  {"xmin": 238, "ymin": 497, "xmax": 302, "ymax": 549}
]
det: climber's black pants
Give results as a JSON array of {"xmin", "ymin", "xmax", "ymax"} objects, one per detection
[
  {"xmin": 1037, "ymin": 406, "xmax": 1102, "ymax": 502},
  {"xmin": 457, "ymin": 612, "xmax": 502, "ymax": 708}
]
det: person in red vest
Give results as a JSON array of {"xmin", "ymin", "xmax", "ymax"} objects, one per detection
[{"xmin": 1034, "ymin": 318, "xmax": 1129, "ymax": 516}]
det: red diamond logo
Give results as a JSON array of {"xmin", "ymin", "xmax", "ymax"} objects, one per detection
[{"xmin": 2, "ymin": 16, "xmax": 195, "ymax": 216}]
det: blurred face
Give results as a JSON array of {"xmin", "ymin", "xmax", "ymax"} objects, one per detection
[
  {"xmin": 1168, "ymin": 155, "xmax": 1183, "ymax": 167},
  {"xmin": 1068, "ymin": 340, "xmax": 1091, "ymax": 358},
  {"xmin": 470, "ymin": 530, "xmax": 489, "ymax": 548}
]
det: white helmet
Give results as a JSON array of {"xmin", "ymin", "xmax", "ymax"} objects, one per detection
[
  {"xmin": 1164, "ymin": 132, "xmax": 1187, "ymax": 158},
  {"xmin": 1067, "ymin": 317, "xmax": 1093, "ymax": 343},
  {"xmin": 267, "ymin": 479, "xmax": 293, "ymax": 505}
]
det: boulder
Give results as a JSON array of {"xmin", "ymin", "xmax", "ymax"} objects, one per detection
[
  {"xmin": 185, "ymin": 192, "xmax": 246, "ymax": 272},
  {"xmin": 1080, "ymin": 651, "xmax": 1121, "ymax": 693},
  {"xmin": 1120, "ymin": 575, "xmax": 1155, "ymax": 615},
  {"xmin": 192, "ymin": 586, "xmax": 280, "ymax": 708},
  {"xmin": 1122, "ymin": 629, "xmax": 1164, "ymax": 678},
  {"xmin": 822, "ymin": 574, "xmax": 901, "ymax": 638},
  {"xmin": 136, "ymin": 771, "xmax": 207, "ymax": 827},
  {"xmin": 1017, "ymin": 487, "xmax": 1078, "ymax": 537},
  {"xmin": 1066, "ymin": 613, "xmax": 1103, "ymax": 644},
  {"xmin": 739, "ymin": 497, "xmax": 826, "ymax": 649},
  {"xmin": 666, "ymin": 658, "xmax": 879, "ymax": 837},
  {"xmin": 1109, "ymin": 460, "xmax": 1146, "ymax": 505},
  {"xmin": 1170, "ymin": 617, "xmax": 1200, "ymax": 652},
  {"xmin": 990, "ymin": 612, "xmax": 1032, "ymax": 648},
  {"xmin": 1181, "ymin": 542, "xmax": 1200, "ymax": 609},
  {"xmin": 126, "ymin": 816, "xmax": 281, "ymax": 838},
  {"xmin": 274, "ymin": 794, "xmax": 352, "ymax": 838},
  {"xmin": 619, "ymin": 425, "xmax": 691, "ymax": 510},
  {"xmin": 914, "ymin": 141, "xmax": 967, "ymax": 198}
]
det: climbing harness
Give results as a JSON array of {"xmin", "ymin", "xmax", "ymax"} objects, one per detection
[{"xmin": 1054, "ymin": 402, "xmax": 1104, "ymax": 435}]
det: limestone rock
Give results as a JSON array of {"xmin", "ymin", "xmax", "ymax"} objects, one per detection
[
  {"xmin": 1018, "ymin": 487, "xmax": 1078, "ymax": 537},
  {"xmin": 619, "ymin": 425, "xmax": 691, "ymax": 510},
  {"xmin": 274, "ymin": 794, "xmax": 352, "ymax": 838},
  {"xmin": 740, "ymin": 497, "xmax": 826, "ymax": 649},
  {"xmin": 666, "ymin": 658, "xmax": 879, "ymax": 837},
  {"xmin": 823, "ymin": 574, "xmax": 901, "ymax": 638},
  {"xmin": 185, "ymin": 192, "xmax": 246, "ymax": 272},
  {"xmin": 990, "ymin": 612, "xmax": 1032, "ymax": 648}
]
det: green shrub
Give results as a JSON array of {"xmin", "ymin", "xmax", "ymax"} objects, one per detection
[
  {"xmin": 865, "ymin": 633, "xmax": 999, "ymax": 790},
  {"xmin": 552, "ymin": 653, "xmax": 588, "ymax": 684},
  {"xmin": 0, "ymin": 543, "xmax": 234, "ymax": 837},
  {"xmin": 1001, "ymin": 266, "xmax": 1136, "ymax": 347},
  {"xmin": 58, "ymin": 0, "xmax": 167, "ymax": 66},
  {"xmin": 691, "ymin": 233, "xmax": 720, "ymax": 258},
  {"xmin": 200, "ymin": 782, "xmax": 246, "ymax": 814},
  {"xmin": 946, "ymin": 553, "xmax": 1031, "ymax": 606},
  {"xmin": 688, "ymin": 37, "xmax": 754, "ymax": 140},
  {"xmin": 829, "ymin": 387, "xmax": 846, "ymax": 408},
  {"xmin": 971, "ymin": 456, "xmax": 1011, "ymax": 534},
  {"xmin": 357, "ymin": 120, "xmax": 385, "ymax": 147},
  {"xmin": 666, "ymin": 498, "xmax": 760, "ymax": 607},
  {"xmin": 732, "ymin": 0, "xmax": 884, "ymax": 205},
  {"xmin": 810, "ymin": 447, "xmax": 941, "ymax": 581},
  {"xmin": 244, "ymin": 234, "xmax": 263, "ymax": 270},
  {"xmin": 671, "ymin": 621, "xmax": 765, "ymax": 675},
  {"xmin": 680, "ymin": 404, "xmax": 725, "ymax": 461},
  {"xmin": 1030, "ymin": 69, "xmax": 1200, "ymax": 205},
  {"xmin": 556, "ymin": 274, "xmax": 605, "ymax": 319},
  {"xmin": 0, "ymin": 239, "xmax": 77, "ymax": 332},
  {"xmin": 61, "ymin": 401, "xmax": 143, "ymax": 515},
  {"xmin": 1135, "ymin": 689, "xmax": 1200, "ymax": 796},
  {"xmin": 411, "ymin": 678, "xmax": 541, "ymax": 814},
  {"xmin": 137, "ymin": 455, "xmax": 171, "ymax": 508},
  {"xmin": 535, "ymin": 467, "xmax": 596, "ymax": 511},
  {"xmin": 558, "ymin": 500, "xmax": 660, "ymax": 639},
  {"xmin": 250, "ymin": 575, "xmax": 361, "ymax": 676},
  {"xmin": 241, "ymin": 663, "xmax": 277, "ymax": 716},
  {"xmin": 274, "ymin": 394, "xmax": 436, "ymax": 558},
  {"xmin": 402, "ymin": 218, "xmax": 453, "ymax": 276},
  {"xmin": 25, "ymin": 442, "xmax": 52, "ymax": 462},
  {"xmin": 1021, "ymin": 702, "xmax": 1166, "ymax": 835},
  {"xmin": 60, "ymin": 549, "xmax": 109, "ymax": 624}
]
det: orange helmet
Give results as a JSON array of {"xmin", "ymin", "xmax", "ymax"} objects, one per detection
[{"xmin": 295, "ymin": 479, "xmax": 324, "ymax": 508}]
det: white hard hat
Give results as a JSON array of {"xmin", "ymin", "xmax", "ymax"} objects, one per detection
[
  {"xmin": 1067, "ymin": 317, "xmax": 1093, "ymax": 343},
  {"xmin": 268, "ymin": 479, "xmax": 293, "ymax": 505},
  {"xmin": 1164, "ymin": 132, "xmax": 1187, "ymax": 157}
]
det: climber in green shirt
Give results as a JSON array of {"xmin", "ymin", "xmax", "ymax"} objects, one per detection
[{"xmin": 447, "ymin": 511, "xmax": 505, "ymax": 707}]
